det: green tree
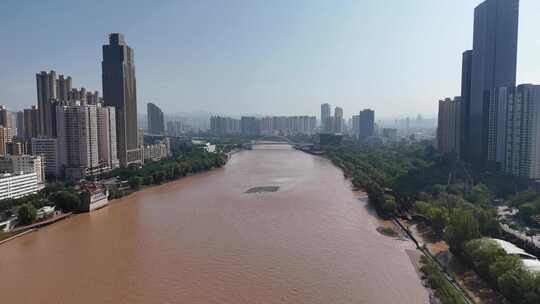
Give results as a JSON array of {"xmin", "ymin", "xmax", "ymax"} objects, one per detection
[
  {"xmin": 429, "ymin": 207, "xmax": 449, "ymax": 237},
  {"xmin": 18, "ymin": 203, "xmax": 37, "ymax": 225},
  {"xmin": 381, "ymin": 194, "xmax": 397, "ymax": 217},
  {"xmin": 51, "ymin": 191, "xmax": 82, "ymax": 212},
  {"xmin": 489, "ymin": 255, "xmax": 522, "ymax": 280},
  {"xmin": 464, "ymin": 238, "xmax": 505, "ymax": 278},
  {"xmin": 466, "ymin": 183, "xmax": 493, "ymax": 206},
  {"xmin": 518, "ymin": 203, "xmax": 536, "ymax": 222},
  {"xmin": 128, "ymin": 176, "xmax": 144, "ymax": 190},
  {"xmin": 445, "ymin": 208, "xmax": 480, "ymax": 252}
]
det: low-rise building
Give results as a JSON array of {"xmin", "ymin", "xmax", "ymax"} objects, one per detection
[
  {"xmin": 492, "ymin": 238, "xmax": 540, "ymax": 273},
  {"xmin": 191, "ymin": 140, "xmax": 216, "ymax": 153},
  {"xmin": 142, "ymin": 138, "xmax": 171, "ymax": 162},
  {"xmin": 80, "ymin": 182, "xmax": 109, "ymax": 212},
  {"xmin": 0, "ymin": 155, "xmax": 45, "ymax": 186},
  {"xmin": 0, "ymin": 172, "xmax": 39, "ymax": 200},
  {"xmin": 36, "ymin": 206, "xmax": 55, "ymax": 220}
]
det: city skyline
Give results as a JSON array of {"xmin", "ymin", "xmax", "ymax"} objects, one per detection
[{"xmin": 1, "ymin": 1, "xmax": 540, "ymax": 118}]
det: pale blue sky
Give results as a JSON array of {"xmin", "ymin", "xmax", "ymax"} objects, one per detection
[{"xmin": 1, "ymin": 0, "xmax": 539, "ymax": 118}]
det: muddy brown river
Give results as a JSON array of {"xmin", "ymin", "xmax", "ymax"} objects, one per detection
[{"xmin": 0, "ymin": 145, "xmax": 429, "ymax": 303}]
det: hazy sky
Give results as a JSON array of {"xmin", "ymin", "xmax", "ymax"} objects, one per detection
[{"xmin": 1, "ymin": 0, "xmax": 539, "ymax": 119}]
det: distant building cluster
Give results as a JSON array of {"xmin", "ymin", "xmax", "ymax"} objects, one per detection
[
  {"xmin": 210, "ymin": 115, "xmax": 317, "ymax": 136},
  {"xmin": 321, "ymin": 103, "xmax": 376, "ymax": 142},
  {"xmin": 436, "ymin": 0, "xmax": 540, "ymax": 179}
]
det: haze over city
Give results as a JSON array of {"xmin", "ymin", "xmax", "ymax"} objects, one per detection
[{"xmin": 2, "ymin": 0, "xmax": 540, "ymax": 118}]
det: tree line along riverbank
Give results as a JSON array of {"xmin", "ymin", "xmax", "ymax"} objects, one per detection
[
  {"xmin": 0, "ymin": 151, "xmax": 229, "ymax": 241},
  {"xmin": 327, "ymin": 142, "xmax": 540, "ymax": 304}
]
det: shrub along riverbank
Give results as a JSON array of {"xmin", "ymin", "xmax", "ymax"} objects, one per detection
[
  {"xmin": 100, "ymin": 151, "xmax": 228, "ymax": 199},
  {"xmin": 327, "ymin": 142, "xmax": 540, "ymax": 304}
]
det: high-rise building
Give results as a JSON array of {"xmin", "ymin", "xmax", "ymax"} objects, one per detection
[
  {"xmin": 36, "ymin": 71, "xmax": 58, "ymax": 137},
  {"xmin": 147, "ymin": 102, "xmax": 165, "ymax": 135},
  {"xmin": 323, "ymin": 116, "xmax": 334, "ymax": 133},
  {"xmin": 0, "ymin": 127, "xmax": 13, "ymax": 156},
  {"xmin": 15, "ymin": 111, "xmax": 24, "ymax": 138},
  {"xmin": 31, "ymin": 137, "xmax": 60, "ymax": 177},
  {"xmin": 86, "ymin": 91, "xmax": 101, "ymax": 105},
  {"xmin": 351, "ymin": 115, "xmax": 360, "ymax": 137},
  {"xmin": 382, "ymin": 128, "xmax": 398, "ymax": 142},
  {"xmin": 359, "ymin": 109, "xmax": 375, "ymax": 140},
  {"xmin": 0, "ymin": 105, "xmax": 12, "ymax": 129},
  {"xmin": 467, "ymin": 0, "xmax": 519, "ymax": 166},
  {"xmin": 460, "ymin": 50, "xmax": 473, "ymax": 160},
  {"xmin": 102, "ymin": 33, "xmax": 141, "ymax": 167},
  {"xmin": 321, "ymin": 103, "xmax": 331, "ymax": 131},
  {"xmin": 486, "ymin": 87, "xmax": 512, "ymax": 168},
  {"xmin": 504, "ymin": 84, "xmax": 540, "ymax": 178},
  {"xmin": 57, "ymin": 75, "xmax": 72, "ymax": 102},
  {"xmin": 437, "ymin": 97, "xmax": 461, "ymax": 156},
  {"xmin": 69, "ymin": 87, "xmax": 86, "ymax": 103},
  {"xmin": 334, "ymin": 107, "xmax": 343, "ymax": 133},
  {"xmin": 240, "ymin": 117, "xmax": 260, "ymax": 136},
  {"xmin": 23, "ymin": 106, "xmax": 39, "ymax": 140},
  {"xmin": 7, "ymin": 139, "xmax": 28, "ymax": 156},
  {"xmin": 167, "ymin": 120, "xmax": 186, "ymax": 136},
  {"xmin": 56, "ymin": 104, "xmax": 99, "ymax": 180},
  {"xmin": 97, "ymin": 105, "xmax": 119, "ymax": 169},
  {"xmin": 210, "ymin": 116, "xmax": 240, "ymax": 135}
]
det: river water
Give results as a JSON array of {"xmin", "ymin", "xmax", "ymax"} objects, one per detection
[{"xmin": 0, "ymin": 145, "xmax": 429, "ymax": 303}]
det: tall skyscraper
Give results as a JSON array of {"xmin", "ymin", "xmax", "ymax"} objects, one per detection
[
  {"xmin": 334, "ymin": 107, "xmax": 343, "ymax": 133},
  {"xmin": 460, "ymin": 50, "xmax": 473, "ymax": 160},
  {"xmin": 36, "ymin": 70, "xmax": 58, "ymax": 137},
  {"xmin": 102, "ymin": 33, "xmax": 141, "ymax": 167},
  {"xmin": 437, "ymin": 97, "xmax": 461, "ymax": 157},
  {"xmin": 359, "ymin": 109, "xmax": 375, "ymax": 140},
  {"xmin": 320, "ymin": 103, "xmax": 331, "ymax": 131},
  {"xmin": 147, "ymin": 102, "xmax": 165, "ymax": 135},
  {"xmin": 97, "ymin": 105, "xmax": 119, "ymax": 169},
  {"xmin": 467, "ymin": 0, "xmax": 519, "ymax": 166}
]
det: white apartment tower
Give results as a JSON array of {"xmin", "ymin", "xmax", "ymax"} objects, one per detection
[{"xmin": 56, "ymin": 103, "xmax": 99, "ymax": 180}]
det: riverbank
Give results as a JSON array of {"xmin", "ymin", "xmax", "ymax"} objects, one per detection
[
  {"xmin": 334, "ymin": 170, "xmax": 475, "ymax": 303},
  {"xmin": 402, "ymin": 220, "xmax": 508, "ymax": 304},
  {"xmin": 0, "ymin": 212, "xmax": 73, "ymax": 246},
  {"xmin": 0, "ymin": 229, "xmax": 35, "ymax": 245}
]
